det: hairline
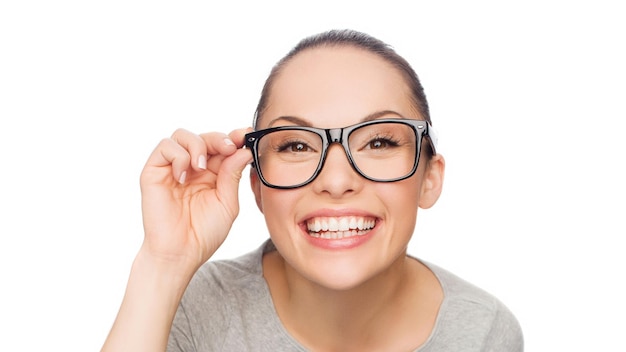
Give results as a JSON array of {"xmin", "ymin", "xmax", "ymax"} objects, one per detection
[{"xmin": 254, "ymin": 31, "xmax": 431, "ymax": 130}]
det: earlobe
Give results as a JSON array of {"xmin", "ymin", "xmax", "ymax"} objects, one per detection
[
  {"xmin": 250, "ymin": 168, "xmax": 264, "ymax": 213},
  {"xmin": 419, "ymin": 154, "xmax": 445, "ymax": 209}
]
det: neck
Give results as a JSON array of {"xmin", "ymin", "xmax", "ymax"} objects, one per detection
[{"xmin": 292, "ymin": 252, "xmax": 407, "ymax": 320}]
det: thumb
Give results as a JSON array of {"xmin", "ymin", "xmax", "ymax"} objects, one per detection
[{"xmin": 215, "ymin": 147, "xmax": 254, "ymax": 216}]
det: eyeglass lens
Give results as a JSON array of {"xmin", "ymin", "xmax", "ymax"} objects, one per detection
[{"xmin": 256, "ymin": 122, "xmax": 418, "ymax": 187}]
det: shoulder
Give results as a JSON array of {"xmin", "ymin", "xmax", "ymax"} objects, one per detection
[
  {"xmin": 420, "ymin": 262, "xmax": 524, "ymax": 352},
  {"xmin": 183, "ymin": 241, "xmax": 269, "ymax": 305},
  {"xmin": 168, "ymin": 241, "xmax": 281, "ymax": 351}
]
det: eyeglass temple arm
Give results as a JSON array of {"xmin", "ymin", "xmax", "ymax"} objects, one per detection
[{"xmin": 425, "ymin": 123, "xmax": 438, "ymax": 154}]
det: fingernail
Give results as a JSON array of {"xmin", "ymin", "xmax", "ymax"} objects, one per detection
[
  {"xmin": 198, "ymin": 155, "xmax": 207, "ymax": 170},
  {"xmin": 224, "ymin": 138, "xmax": 235, "ymax": 146},
  {"xmin": 178, "ymin": 171, "xmax": 187, "ymax": 184}
]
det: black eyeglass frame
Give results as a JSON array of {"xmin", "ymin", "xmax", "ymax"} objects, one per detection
[{"xmin": 244, "ymin": 118, "xmax": 438, "ymax": 190}]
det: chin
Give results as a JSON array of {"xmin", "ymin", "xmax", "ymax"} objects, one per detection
[{"xmin": 296, "ymin": 253, "xmax": 387, "ymax": 291}]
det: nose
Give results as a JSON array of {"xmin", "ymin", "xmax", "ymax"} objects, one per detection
[{"xmin": 311, "ymin": 143, "xmax": 362, "ymax": 198}]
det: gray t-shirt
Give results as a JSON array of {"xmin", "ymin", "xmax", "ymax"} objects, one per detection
[{"xmin": 167, "ymin": 240, "xmax": 523, "ymax": 351}]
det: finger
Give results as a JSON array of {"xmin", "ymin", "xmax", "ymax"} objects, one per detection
[
  {"xmin": 142, "ymin": 138, "xmax": 192, "ymax": 185},
  {"xmin": 171, "ymin": 128, "xmax": 209, "ymax": 172},
  {"xmin": 198, "ymin": 131, "xmax": 239, "ymax": 176},
  {"xmin": 198, "ymin": 132, "xmax": 239, "ymax": 158},
  {"xmin": 214, "ymin": 148, "xmax": 254, "ymax": 217},
  {"xmin": 204, "ymin": 134, "xmax": 249, "ymax": 179},
  {"xmin": 227, "ymin": 127, "xmax": 254, "ymax": 148},
  {"xmin": 205, "ymin": 128, "xmax": 253, "ymax": 174},
  {"xmin": 206, "ymin": 153, "xmax": 227, "ymax": 175}
]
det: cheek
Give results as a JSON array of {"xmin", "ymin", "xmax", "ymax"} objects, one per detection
[
  {"xmin": 393, "ymin": 193, "xmax": 420, "ymax": 243},
  {"xmin": 384, "ymin": 175, "xmax": 421, "ymax": 203},
  {"xmin": 259, "ymin": 188, "xmax": 301, "ymax": 230},
  {"xmin": 394, "ymin": 190, "xmax": 420, "ymax": 219},
  {"xmin": 377, "ymin": 178, "xmax": 421, "ymax": 224}
]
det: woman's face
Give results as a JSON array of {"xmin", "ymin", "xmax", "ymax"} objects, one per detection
[{"xmin": 251, "ymin": 46, "xmax": 443, "ymax": 290}]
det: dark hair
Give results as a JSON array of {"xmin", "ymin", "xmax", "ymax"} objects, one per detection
[{"xmin": 253, "ymin": 29, "xmax": 431, "ymax": 129}]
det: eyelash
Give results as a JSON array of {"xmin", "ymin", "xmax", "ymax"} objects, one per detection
[
  {"xmin": 363, "ymin": 135, "xmax": 401, "ymax": 150},
  {"xmin": 275, "ymin": 140, "xmax": 315, "ymax": 153}
]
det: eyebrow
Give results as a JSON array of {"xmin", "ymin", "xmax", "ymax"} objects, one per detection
[{"xmin": 267, "ymin": 110, "xmax": 405, "ymax": 128}]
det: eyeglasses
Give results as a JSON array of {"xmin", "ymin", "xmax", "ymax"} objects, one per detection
[{"xmin": 245, "ymin": 118, "xmax": 437, "ymax": 189}]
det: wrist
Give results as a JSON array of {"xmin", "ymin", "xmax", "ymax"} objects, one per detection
[
  {"xmin": 131, "ymin": 246, "xmax": 198, "ymax": 295},
  {"xmin": 101, "ymin": 247, "xmax": 198, "ymax": 352}
]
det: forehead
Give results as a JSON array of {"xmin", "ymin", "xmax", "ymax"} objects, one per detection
[{"xmin": 261, "ymin": 46, "xmax": 416, "ymax": 128}]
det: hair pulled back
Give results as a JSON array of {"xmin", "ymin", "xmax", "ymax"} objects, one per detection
[{"xmin": 253, "ymin": 29, "xmax": 431, "ymax": 129}]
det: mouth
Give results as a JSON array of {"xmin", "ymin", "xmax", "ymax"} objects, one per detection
[{"xmin": 306, "ymin": 216, "xmax": 377, "ymax": 239}]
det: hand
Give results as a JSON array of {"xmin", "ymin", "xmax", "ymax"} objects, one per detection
[{"xmin": 138, "ymin": 128, "xmax": 253, "ymax": 272}]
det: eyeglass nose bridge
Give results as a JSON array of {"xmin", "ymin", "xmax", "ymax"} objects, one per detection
[
  {"xmin": 327, "ymin": 128, "xmax": 343, "ymax": 143},
  {"xmin": 319, "ymin": 127, "xmax": 358, "ymax": 177},
  {"xmin": 323, "ymin": 128, "xmax": 352, "ymax": 161}
]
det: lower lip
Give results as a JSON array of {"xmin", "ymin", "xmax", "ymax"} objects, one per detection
[{"xmin": 302, "ymin": 225, "xmax": 377, "ymax": 250}]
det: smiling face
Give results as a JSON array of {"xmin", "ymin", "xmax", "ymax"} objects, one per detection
[{"xmin": 251, "ymin": 45, "xmax": 444, "ymax": 290}]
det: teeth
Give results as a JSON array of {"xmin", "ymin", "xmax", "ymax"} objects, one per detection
[
  {"xmin": 328, "ymin": 218, "xmax": 339, "ymax": 231},
  {"xmin": 339, "ymin": 217, "xmax": 349, "ymax": 231},
  {"xmin": 306, "ymin": 216, "xmax": 376, "ymax": 238}
]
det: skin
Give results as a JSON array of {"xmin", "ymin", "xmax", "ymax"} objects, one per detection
[
  {"xmin": 253, "ymin": 46, "xmax": 446, "ymax": 351},
  {"xmin": 101, "ymin": 45, "xmax": 445, "ymax": 352},
  {"xmin": 101, "ymin": 128, "xmax": 254, "ymax": 352}
]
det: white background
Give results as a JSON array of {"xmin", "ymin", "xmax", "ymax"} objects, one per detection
[{"xmin": 1, "ymin": 1, "xmax": 624, "ymax": 350}]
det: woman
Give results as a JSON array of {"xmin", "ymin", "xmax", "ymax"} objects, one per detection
[{"xmin": 102, "ymin": 29, "xmax": 523, "ymax": 351}]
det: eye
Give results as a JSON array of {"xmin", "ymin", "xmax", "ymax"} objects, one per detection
[
  {"xmin": 366, "ymin": 137, "xmax": 399, "ymax": 150},
  {"xmin": 369, "ymin": 139, "xmax": 385, "ymax": 149},
  {"xmin": 277, "ymin": 141, "xmax": 313, "ymax": 153}
]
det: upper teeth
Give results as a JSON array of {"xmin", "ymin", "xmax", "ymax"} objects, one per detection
[{"xmin": 307, "ymin": 216, "xmax": 376, "ymax": 233}]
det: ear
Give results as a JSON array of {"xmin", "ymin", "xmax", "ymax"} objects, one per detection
[
  {"xmin": 250, "ymin": 168, "xmax": 264, "ymax": 213},
  {"xmin": 419, "ymin": 154, "xmax": 445, "ymax": 209}
]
